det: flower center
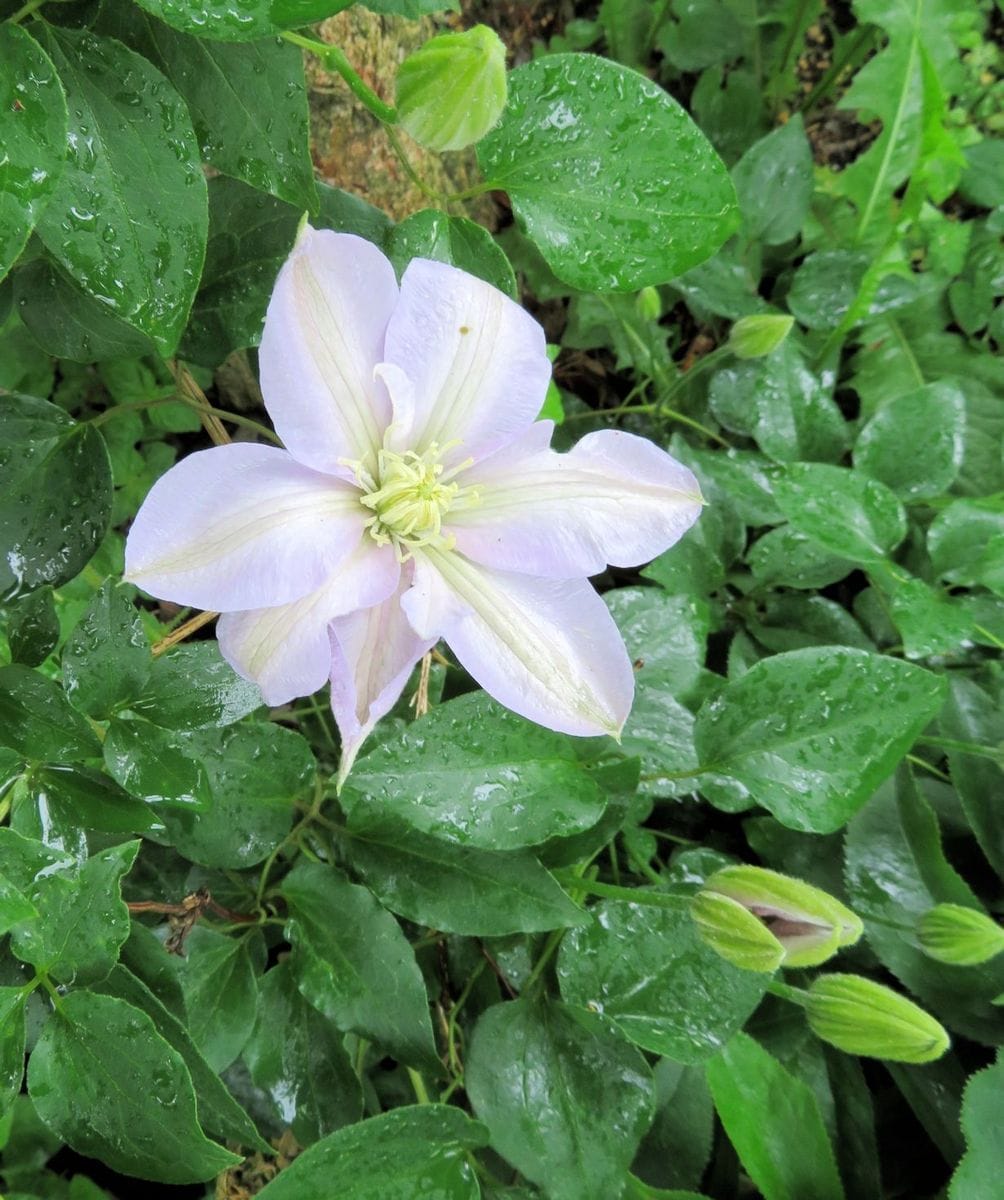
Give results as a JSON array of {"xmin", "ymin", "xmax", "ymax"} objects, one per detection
[{"xmin": 345, "ymin": 443, "xmax": 477, "ymax": 560}]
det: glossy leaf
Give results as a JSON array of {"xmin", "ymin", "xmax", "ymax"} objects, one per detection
[
  {"xmin": 24, "ymin": 765, "xmax": 156, "ymax": 835},
  {"xmin": 177, "ymin": 926, "xmax": 263, "ymax": 1072},
  {"xmin": 747, "ymin": 526, "xmax": 855, "ymax": 591},
  {"xmin": 35, "ymin": 27, "xmax": 208, "ymax": 355},
  {"xmin": 132, "ymin": 0, "xmax": 276, "ymax": 42},
  {"xmin": 940, "ymin": 678, "xmax": 1004, "ymax": 879},
  {"xmin": 385, "ymin": 210, "xmax": 517, "ymax": 298},
  {"xmin": 5, "ymin": 587, "xmax": 59, "ymax": 667},
  {"xmin": 0, "ymin": 25, "xmax": 67, "ymax": 281},
  {"xmin": 131, "ymin": 640, "xmax": 262, "ymax": 730},
  {"xmin": 478, "ymin": 53, "xmax": 738, "ymax": 291},
  {"xmin": 62, "ymin": 581, "xmax": 150, "ymax": 720},
  {"xmin": 853, "ymin": 382, "xmax": 965, "ymax": 500},
  {"xmin": 0, "ymin": 665, "xmax": 99, "ymax": 762},
  {"xmin": 244, "ymin": 961, "xmax": 363, "ymax": 1145},
  {"xmin": 256, "ymin": 1105, "xmax": 486, "ymax": 1200},
  {"xmin": 103, "ymin": 717, "xmax": 212, "ymax": 809},
  {"xmin": 950, "ymin": 1053, "xmax": 1004, "ymax": 1200},
  {"xmin": 466, "ymin": 998, "xmax": 655, "ymax": 1200},
  {"xmin": 27, "ymin": 991, "xmax": 240, "ymax": 1183},
  {"xmin": 694, "ymin": 647, "xmax": 947, "ymax": 831},
  {"xmin": 633, "ymin": 1061, "xmax": 715, "ymax": 1193},
  {"xmin": 282, "ymin": 862, "xmax": 437, "ymax": 1068},
  {"xmin": 732, "ymin": 115, "xmax": 813, "ymax": 245},
  {"xmin": 343, "ymin": 692, "xmax": 606, "ymax": 850},
  {"xmin": 0, "ymin": 987, "xmax": 26, "ymax": 1113},
  {"xmin": 0, "ymin": 395, "xmax": 113, "ymax": 600},
  {"xmin": 706, "ymin": 1034, "xmax": 845, "ymax": 1200},
  {"xmin": 557, "ymin": 900, "xmax": 767, "ymax": 1062},
  {"xmin": 928, "ymin": 499, "xmax": 1004, "ymax": 596}
]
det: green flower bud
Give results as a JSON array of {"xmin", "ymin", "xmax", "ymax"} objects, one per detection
[
  {"xmin": 636, "ymin": 286, "xmax": 661, "ymax": 321},
  {"xmin": 691, "ymin": 891, "xmax": 785, "ymax": 973},
  {"xmin": 806, "ymin": 974, "xmax": 950, "ymax": 1063},
  {"xmin": 727, "ymin": 313, "xmax": 794, "ymax": 359},
  {"xmin": 701, "ymin": 865, "xmax": 863, "ymax": 969},
  {"xmin": 918, "ymin": 904, "xmax": 1004, "ymax": 966},
  {"xmin": 396, "ymin": 25, "xmax": 507, "ymax": 153}
]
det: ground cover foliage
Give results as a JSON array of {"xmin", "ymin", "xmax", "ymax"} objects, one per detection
[{"xmin": 0, "ymin": 0, "xmax": 1002, "ymax": 1196}]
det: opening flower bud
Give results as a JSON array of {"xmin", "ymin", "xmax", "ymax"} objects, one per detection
[
  {"xmin": 727, "ymin": 313, "xmax": 794, "ymax": 359},
  {"xmin": 699, "ymin": 865, "xmax": 863, "ymax": 969},
  {"xmin": 636, "ymin": 286, "xmax": 661, "ymax": 321},
  {"xmin": 918, "ymin": 903, "xmax": 1004, "ymax": 966},
  {"xmin": 396, "ymin": 25, "xmax": 507, "ymax": 153},
  {"xmin": 806, "ymin": 974, "xmax": 950, "ymax": 1063},
  {"xmin": 691, "ymin": 891, "xmax": 785, "ymax": 973}
]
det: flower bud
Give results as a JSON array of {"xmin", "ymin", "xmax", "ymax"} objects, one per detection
[
  {"xmin": 396, "ymin": 25, "xmax": 507, "ymax": 153},
  {"xmin": 700, "ymin": 865, "xmax": 863, "ymax": 969},
  {"xmin": 727, "ymin": 313, "xmax": 794, "ymax": 359},
  {"xmin": 691, "ymin": 891, "xmax": 785, "ymax": 973},
  {"xmin": 918, "ymin": 904, "xmax": 1004, "ymax": 966},
  {"xmin": 636, "ymin": 286, "xmax": 661, "ymax": 321},
  {"xmin": 806, "ymin": 974, "xmax": 950, "ymax": 1063}
]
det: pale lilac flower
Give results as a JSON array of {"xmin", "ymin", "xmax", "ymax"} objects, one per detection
[{"xmin": 125, "ymin": 229, "xmax": 702, "ymax": 782}]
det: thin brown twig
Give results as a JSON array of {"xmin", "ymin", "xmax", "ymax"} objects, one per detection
[{"xmin": 151, "ymin": 608, "xmax": 218, "ymax": 656}]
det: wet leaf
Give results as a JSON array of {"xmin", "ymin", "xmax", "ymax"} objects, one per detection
[
  {"xmin": 62, "ymin": 580, "xmax": 150, "ymax": 719},
  {"xmin": 0, "ymin": 988, "xmax": 26, "ymax": 1112},
  {"xmin": 35, "ymin": 27, "xmax": 208, "ymax": 355},
  {"xmin": 131, "ymin": 640, "xmax": 262, "ymax": 730},
  {"xmin": 132, "ymin": 0, "xmax": 276, "ymax": 41},
  {"xmin": 466, "ymin": 998, "xmax": 654, "ymax": 1200},
  {"xmin": 0, "ymin": 665, "xmax": 100, "ymax": 762},
  {"xmin": 853, "ymin": 382, "xmax": 965, "ymax": 500},
  {"xmin": 478, "ymin": 54, "xmax": 738, "ymax": 291},
  {"xmin": 178, "ymin": 926, "xmax": 263, "ymax": 1072},
  {"xmin": 27, "ymin": 991, "xmax": 240, "ymax": 1183},
  {"xmin": 557, "ymin": 900, "xmax": 767, "ymax": 1062},
  {"xmin": 732, "ymin": 115, "xmax": 813, "ymax": 245},
  {"xmin": 949, "ymin": 1053, "xmax": 1004, "ymax": 1200},
  {"xmin": 385, "ymin": 210, "xmax": 517, "ymax": 298}
]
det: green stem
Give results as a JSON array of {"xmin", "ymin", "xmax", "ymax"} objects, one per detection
[
  {"xmin": 974, "ymin": 623, "xmax": 1004, "ymax": 650},
  {"xmin": 282, "ymin": 30, "xmax": 397, "ymax": 124},
  {"xmin": 917, "ymin": 735, "xmax": 1004, "ymax": 763},
  {"xmin": 798, "ymin": 27, "xmax": 879, "ymax": 119},
  {"xmin": 255, "ymin": 774, "xmax": 325, "ymax": 908},
  {"xmin": 551, "ymin": 873, "xmax": 690, "ymax": 911},
  {"xmin": 7, "ymin": 0, "xmax": 47, "ymax": 23},
  {"xmin": 906, "ymin": 753, "xmax": 951, "ymax": 783},
  {"xmin": 770, "ymin": 0, "xmax": 812, "ymax": 106},
  {"xmin": 407, "ymin": 1067, "xmax": 431, "ymax": 1105},
  {"xmin": 91, "ymin": 394, "xmax": 282, "ymax": 445},
  {"xmin": 767, "ymin": 978, "xmax": 810, "ymax": 1006},
  {"xmin": 522, "ymin": 928, "xmax": 566, "ymax": 997},
  {"xmin": 37, "ymin": 971, "xmax": 65, "ymax": 1013}
]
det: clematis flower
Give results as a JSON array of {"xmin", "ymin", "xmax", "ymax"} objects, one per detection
[{"xmin": 125, "ymin": 228, "xmax": 703, "ymax": 783}]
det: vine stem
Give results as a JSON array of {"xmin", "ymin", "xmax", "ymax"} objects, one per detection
[
  {"xmin": 7, "ymin": 0, "xmax": 47, "ymax": 23},
  {"xmin": 91, "ymin": 393, "xmax": 281, "ymax": 445},
  {"xmin": 282, "ymin": 30, "xmax": 397, "ymax": 124}
]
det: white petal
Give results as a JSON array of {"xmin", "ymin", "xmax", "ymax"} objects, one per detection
[
  {"xmin": 403, "ymin": 549, "xmax": 634, "ymax": 737},
  {"xmin": 329, "ymin": 565, "xmax": 435, "ymax": 787},
  {"xmin": 380, "ymin": 257, "xmax": 551, "ymax": 468},
  {"xmin": 217, "ymin": 543, "xmax": 400, "ymax": 706},
  {"xmin": 125, "ymin": 444, "xmax": 364, "ymax": 611},
  {"xmin": 259, "ymin": 228, "xmax": 398, "ymax": 475},
  {"xmin": 448, "ymin": 427, "xmax": 704, "ymax": 578}
]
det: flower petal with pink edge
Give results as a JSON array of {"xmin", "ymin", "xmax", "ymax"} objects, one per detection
[
  {"xmin": 403, "ymin": 549, "xmax": 634, "ymax": 737},
  {"xmin": 258, "ymin": 228, "xmax": 399, "ymax": 475},
  {"xmin": 380, "ymin": 258, "xmax": 551, "ymax": 469},
  {"xmin": 329, "ymin": 566, "xmax": 435, "ymax": 788},
  {"xmin": 448, "ymin": 426, "xmax": 704, "ymax": 578},
  {"xmin": 124, "ymin": 443, "xmax": 364, "ymax": 611},
  {"xmin": 217, "ymin": 543, "xmax": 400, "ymax": 706}
]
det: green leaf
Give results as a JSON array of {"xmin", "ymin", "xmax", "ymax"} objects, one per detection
[
  {"xmin": 708, "ymin": 341, "xmax": 848, "ymax": 464},
  {"xmin": 282, "ymin": 862, "xmax": 437, "ymax": 1068},
  {"xmin": 62, "ymin": 581, "xmax": 151, "ymax": 719},
  {"xmin": 746, "ymin": 594, "xmax": 873, "ymax": 654},
  {"xmin": 27, "ymin": 991, "xmax": 240, "ymax": 1183},
  {"xmin": 940, "ymin": 678, "xmax": 1004, "ymax": 879},
  {"xmin": 24, "ymin": 765, "xmax": 156, "ymax": 834},
  {"xmin": 244, "ymin": 961, "xmax": 363, "ymax": 1145},
  {"xmin": 747, "ymin": 526, "xmax": 854, "ymax": 591},
  {"xmin": 178, "ymin": 926, "xmax": 263, "ymax": 1072},
  {"xmin": 344, "ymin": 692, "xmax": 605, "ymax": 850},
  {"xmin": 5, "ymin": 587, "xmax": 59, "ymax": 667},
  {"xmin": 691, "ymin": 65, "xmax": 766, "ymax": 165},
  {"xmin": 95, "ymin": 960, "xmax": 268, "ymax": 1153},
  {"xmin": 694, "ymin": 647, "xmax": 947, "ymax": 832},
  {"xmin": 706, "ymin": 1033, "xmax": 845, "ymax": 1200},
  {"xmin": 104, "ymin": 717, "xmax": 211, "ymax": 809},
  {"xmin": 732, "ymin": 114, "xmax": 813, "ymax": 245},
  {"xmin": 132, "ymin": 0, "xmax": 275, "ymax": 41},
  {"xmin": 131, "ymin": 640, "xmax": 262, "ymax": 730},
  {"xmin": 0, "ymin": 395, "xmax": 113, "ymax": 599},
  {"xmin": 950, "ymin": 1053, "xmax": 1004, "ymax": 1200},
  {"xmin": 478, "ymin": 53, "xmax": 737, "ymax": 291},
  {"xmin": 845, "ymin": 770, "xmax": 1004, "ymax": 1044},
  {"xmin": 162, "ymin": 722, "xmax": 312, "ymax": 868},
  {"xmin": 0, "ymin": 25, "xmax": 67, "ymax": 281},
  {"xmin": 102, "ymin": 0, "xmax": 315, "ymax": 209},
  {"xmin": 557, "ymin": 900, "xmax": 767, "ymax": 1062},
  {"xmin": 772, "ymin": 463, "xmax": 907, "ymax": 565},
  {"xmin": 0, "ymin": 665, "xmax": 99, "ymax": 762},
  {"xmin": 642, "ymin": 502, "xmax": 744, "ymax": 597},
  {"xmin": 34, "ymin": 27, "xmax": 208, "ymax": 356},
  {"xmin": 0, "ymin": 869, "xmax": 38, "ymax": 935},
  {"xmin": 344, "ymin": 821, "xmax": 586, "ymax": 936},
  {"xmin": 256, "ymin": 1105, "xmax": 486, "ymax": 1200},
  {"xmin": 928, "ymin": 499, "xmax": 1004, "ymax": 595},
  {"xmin": 13, "ymin": 257, "xmax": 156, "ymax": 361},
  {"xmin": 633, "ymin": 1061, "xmax": 714, "ymax": 1193},
  {"xmin": 887, "ymin": 575, "xmax": 974, "ymax": 659},
  {"xmin": 385, "ymin": 210, "xmax": 516, "ymax": 298},
  {"xmin": 0, "ymin": 988, "xmax": 26, "ymax": 1112},
  {"xmin": 9, "ymin": 839, "xmax": 139, "ymax": 985},
  {"xmin": 853, "ymin": 382, "xmax": 965, "ymax": 500},
  {"xmin": 466, "ymin": 998, "xmax": 654, "ymax": 1200}
]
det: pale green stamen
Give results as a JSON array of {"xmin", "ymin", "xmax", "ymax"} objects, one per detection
[{"xmin": 342, "ymin": 442, "xmax": 478, "ymax": 561}]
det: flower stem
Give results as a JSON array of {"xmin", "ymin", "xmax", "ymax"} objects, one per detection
[
  {"xmin": 7, "ymin": 0, "xmax": 47, "ymax": 23},
  {"xmin": 551, "ymin": 873, "xmax": 690, "ymax": 910},
  {"xmin": 283, "ymin": 30, "xmax": 397, "ymax": 125}
]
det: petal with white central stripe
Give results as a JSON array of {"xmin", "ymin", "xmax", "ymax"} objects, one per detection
[
  {"xmin": 403, "ymin": 549, "xmax": 634, "ymax": 737},
  {"xmin": 217, "ymin": 543, "xmax": 400, "ymax": 706},
  {"xmin": 380, "ymin": 257, "xmax": 551, "ymax": 470},
  {"xmin": 329, "ymin": 566, "xmax": 435, "ymax": 787},
  {"xmin": 125, "ymin": 444, "xmax": 364, "ymax": 611},
  {"xmin": 259, "ymin": 228, "xmax": 398, "ymax": 475},
  {"xmin": 448, "ymin": 426, "xmax": 704, "ymax": 578}
]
